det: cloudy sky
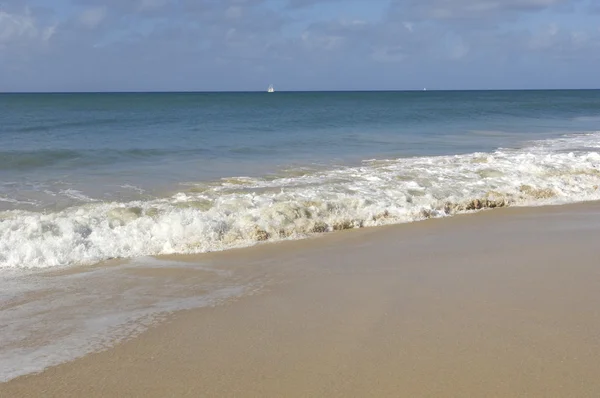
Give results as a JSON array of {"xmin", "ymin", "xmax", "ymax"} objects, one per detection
[{"xmin": 1, "ymin": 0, "xmax": 599, "ymax": 92}]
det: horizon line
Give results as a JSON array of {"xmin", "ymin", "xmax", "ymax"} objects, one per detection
[{"xmin": 1, "ymin": 88, "xmax": 599, "ymax": 95}]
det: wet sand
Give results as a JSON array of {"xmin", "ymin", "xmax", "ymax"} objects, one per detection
[{"xmin": 2, "ymin": 203, "xmax": 600, "ymax": 397}]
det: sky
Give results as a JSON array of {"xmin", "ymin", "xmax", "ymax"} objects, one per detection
[{"xmin": 0, "ymin": 0, "xmax": 599, "ymax": 92}]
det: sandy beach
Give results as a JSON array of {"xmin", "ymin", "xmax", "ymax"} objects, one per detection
[{"xmin": 2, "ymin": 202, "xmax": 600, "ymax": 397}]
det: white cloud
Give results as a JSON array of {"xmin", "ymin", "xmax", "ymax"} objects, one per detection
[
  {"xmin": 371, "ymin": 45, "xmax": 406, "ymax": 62},
  {"xmin": 0, "ymin": 9, "xmax": 37, "ymax": 44},
  {"xmin": 138, "ymin": 0, "xmax": 170, "ymax": 11},
  {"xmin": 570, "ymin": 31, "xmax": 588, "ymax": 47},
  {"xmin": 393, "ymin": 0, "xmax": 573, "ymax": 20},
  {"xmin": 529, "ymin": 23, "xmax": 559, "ymax": 49},
  {"xmin": 42, "ymin": 25, "xmax": 56, "ymax": 42},
  {"xmin": 0, "ymin": 8, "xmax": 55, "ymax": 48},
  {"xmin": 301, "ymin": 30, "xmax": 344, "ymax": 50},
  {"xmin": 225, "ymin": 6, "xmax": 243, "ymax": 19},
  {"xmin": 2, "ymin": 0, "xmax": 600, "ymax": 91},
  {"xmin": 339, "ymin": 19, "xmax": 367, "ymax": 27},
  {"xmin": 78, "ymin": 7, "xmax": 107, "ymax": 29},
  {"xmin": 450, "ymin": 39, "xmax": 470, "ymax": 59}
]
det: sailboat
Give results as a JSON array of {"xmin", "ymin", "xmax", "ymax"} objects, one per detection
[{"xmin": 267, "ymin": 84, "xmax": 275, "ymax": 93}]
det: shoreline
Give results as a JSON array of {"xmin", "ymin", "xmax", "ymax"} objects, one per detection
[
  {"xmin": 4, "ymin": 126, "xmax": 600, "ymax": 270},
  {"xmin": 2, "ymin": 201, "xmax": 600, "ymax": 396}
]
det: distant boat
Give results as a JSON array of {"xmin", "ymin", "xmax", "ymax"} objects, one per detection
[
  {"xmin": 267, "ymin": 84, "xmax": 275, "ymax": 93},
  {"xmin": 423, "ymin": 88, "xmax": 427, "ymax": 91}
]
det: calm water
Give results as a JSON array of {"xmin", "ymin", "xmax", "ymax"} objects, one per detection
[{"xmin": 1, "ymin": 90, "xmax": 600, "ymax": 269}]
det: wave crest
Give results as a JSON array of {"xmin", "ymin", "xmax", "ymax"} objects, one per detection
[{"xmin": 2, "ymin": 134, "xmax": 600, "ymax": 269}]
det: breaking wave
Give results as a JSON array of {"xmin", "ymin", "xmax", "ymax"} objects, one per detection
[{"xmin": 2, "ymin": 133, "xmax": 600, "ymax": 269}]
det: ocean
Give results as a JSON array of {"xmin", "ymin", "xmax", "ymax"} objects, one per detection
[
  {"xmin": 2, "ymin": 89, "xmax": 600, "ymax": 381},
  {"xmin": 1, "ymin": 90, "xmax": 600, "ymax": 269}
]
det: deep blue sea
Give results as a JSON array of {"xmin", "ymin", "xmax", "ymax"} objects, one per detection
[{"xmin": 1, "ymin": 90, "xmax": 600, "ymax": 269}]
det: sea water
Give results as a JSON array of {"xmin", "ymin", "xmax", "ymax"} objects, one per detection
[
  {"xmin": 2, "ymin": 90, "xmax": 600, "ymax": 269},
  {"xmin": 1, "ymin": 90, "xmax": 600, "ymax": 380}
]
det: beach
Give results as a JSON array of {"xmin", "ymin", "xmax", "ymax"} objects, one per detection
[
  {"xmin": 2, "ymin": 201, "xmax": 600, "ymax": 397},
  {"xmin": 2, "ymin": 90, "xmax": 600, "ymax": 395},
  {"xmin": 2, "ymin": 0, "xmax": 600, "ymax": 392}
]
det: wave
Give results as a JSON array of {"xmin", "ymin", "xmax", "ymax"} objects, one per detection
[
  {"xmin": 573, "ymin": 115, "xmax": 600, "ymax": 123},
  {"xmin": 2, "ymin": 133, "xmax": 600, "ymax": 269},
  {"xmin": 0, "ymin": 150, "xmax": 82, "ymax": 171},
  {"xmin": 0, "ymin": 148, "xmax": 210, "ymax": 171},
  {"xmin": 13, "ymin": 118, "xmax": 122, "ymax": 134}
]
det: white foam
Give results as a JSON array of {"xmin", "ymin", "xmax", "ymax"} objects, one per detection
[
  {"xmin": 0, "ymin": 197, "xmax": 37, "ymax": 205},
  {"xmin": 1, "ymin": 132, "xmax": 600, "ymax": 270},
  {"xmin": 0, "ymin": 258, "xmax": 250, "ymax": 382},
  {"xmin": 119, "ymin": 184, "xmax": 146, "ymax": 194},
  {"xmin": 59, "ymin": 189, "xmax": 97, "ymax": 202}
]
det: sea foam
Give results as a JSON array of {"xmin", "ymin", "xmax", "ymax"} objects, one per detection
[
  {"xmin": 1, "ymin": 133, "xmax": 600, "ymax": 270},
  {"xmin": 0, "ymin": 257, "xmax": 250, "ymax": 382}
]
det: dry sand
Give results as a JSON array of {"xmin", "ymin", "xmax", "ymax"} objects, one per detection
[{"xmin": 2, "ymin": 203, "xmax": 600, "ymax": 397}]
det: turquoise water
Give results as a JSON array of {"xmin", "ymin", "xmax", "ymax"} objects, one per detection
[{"xmin": 1, "ymin": 90, "xmax": 600, "ymax": 269}]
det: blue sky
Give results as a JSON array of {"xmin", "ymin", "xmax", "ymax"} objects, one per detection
[{"xmin": 1, "ymin": 0, "xmax": 599, "ymax": 91}]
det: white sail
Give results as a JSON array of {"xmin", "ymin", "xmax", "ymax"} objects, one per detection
[{"xmin": 267, "ymin": 84, "xmax": 274, "ymax": 93}]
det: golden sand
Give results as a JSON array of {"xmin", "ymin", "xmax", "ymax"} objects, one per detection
[{"xmin": 2, "ymin": 203, "xmax": 600, "ymax": 397}]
